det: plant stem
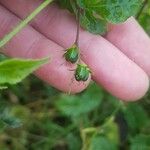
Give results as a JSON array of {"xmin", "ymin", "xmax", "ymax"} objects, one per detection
[
  {"xmin": 75, "ymin": 8, "xmax": 80, "ymax": 47},
  {"xmin": 136, "ymin": 0, "xmax": 148, "ymax": 20},
  {"xmin": 75, "ymin": 7, "xmax": 82, "ymax": 63},
  {"xmin": 0, "ymin": 0, "xmax": 53, "ymax": 48}
]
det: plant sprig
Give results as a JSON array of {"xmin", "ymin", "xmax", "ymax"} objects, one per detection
[
  {"xmin": 0, "ymin": 0, "xmax": 53, "ymax": 48},
  {"xmin": 0, "ymin": 0, "xmax": 53, "ymax": 88},
  {"xmin": 63, "ymin": 6, "xmax": 91, "ymax": 83}
]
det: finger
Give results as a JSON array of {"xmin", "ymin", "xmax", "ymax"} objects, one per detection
[
  {"xmin": 0, "ymin": 1, "xmax": 149, "ymax": 101},
  {"xmin": 106, "ymin": 17, "xmax": 150, "ymax": 76},
  {"xmin": 0, "ymin": 5, "xmax": 90, "ymax": 93},
  {"xmin": 2, "ymin": 1, "xmax": 150, "ymax": 76}
]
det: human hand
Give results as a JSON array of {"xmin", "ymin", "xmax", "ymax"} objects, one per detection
[{"xmin": 0, "ymin": 0, "xmax": 150, "ymax": 101}]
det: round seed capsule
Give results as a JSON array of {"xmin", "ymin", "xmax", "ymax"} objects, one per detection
[
  {"xmin": 75, "ymin": 64, "xmax": 91, "ymax": 82},
  {"xmin": 64, "ymin": 45, "xmax": 79, "ymax": 64}
]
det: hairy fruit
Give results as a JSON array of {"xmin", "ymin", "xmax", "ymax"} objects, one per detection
[
  {"xmin": 64, "ymin": 44, "xmax": 79, "ymax": 64},
  {"xmin": 75, "ymin": 64, "xmax": 91, "ymax": 81}
]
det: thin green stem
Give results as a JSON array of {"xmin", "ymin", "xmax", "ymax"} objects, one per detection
[
  {"xmin": 75, "ymin": 7, "xmax": 82, "ymax": 63},
  {"xmin": 0, "ymin": 0, "xmax": 53, "ymax": 48},
  {"xmin": 75, "ymin": 8, "xmax": 80, "ymax": 47}
]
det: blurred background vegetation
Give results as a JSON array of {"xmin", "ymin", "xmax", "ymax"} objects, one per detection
[{"xmin": 0, "ymin": 1, "xmax": 150, "ymax": 150}]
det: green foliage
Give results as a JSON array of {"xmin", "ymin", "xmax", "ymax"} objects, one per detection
[
  {"xmin": 55, "ymin": 83, "xmax": 103, "ymax": 117},
  {"xmin": 130, "ymin": 134, "xmax": 150, "ymax": 150},
  {"xmin": 0, "ymin": 78, "xmax": 150, "ymax": 149},
  {"xmin": 79, "ymin": 10, "xmax": 107, "ymax": 35},
  {"xmin": 0, "ymin": 58, "xmax": 49, "ymax": 87},
  {"xmin": 89, "ymin": 136, "xmax": 117, "ymax": 150},
  {"xmin": 0, "ymin": 0, "xmax": 149, "ymax": 150},
  {"xmin": 66, "ymin": 133, "xmax": 81, "ymax": 150},
  {"xmin": 95, "ymin": 0, "xmax": 142, "ymax": 24},
  {"xmin": 122, "ymin": 103, "xmax": 149, "ymax": 132},
  {"xmin": 138, "ymin": 0, "xmax": 150, "ymax": 35},
  {"xmin": 102, "ymin": 117, "xmax": 119, "ymax": 145},
  {"xmin": 81, "ymin": 117, "xmax": 119, "ymax": 150},
  {"xmin": 57, "ymin": 0, "xmax": 142, "ymax": 34},
  {"xmin": 0, "ymin": 103, "xmax": 22, "ymax": 129},
  {"xmin": 0, "ymin": 0, "xmax": 52, "ymax": 88}
]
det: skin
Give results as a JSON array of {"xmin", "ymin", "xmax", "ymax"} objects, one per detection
[{"xmin": 0, "ymin": 0, "xmax": 150, "ymax": 101}]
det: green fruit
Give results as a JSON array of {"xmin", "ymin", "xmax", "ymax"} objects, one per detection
[
  {"xmin": 64, "ymin": 44, "xmax": 79, "ymax": 64},
  {"xmin": 75, "ymin": 64, "xmax": 91, "ymax": 82}
]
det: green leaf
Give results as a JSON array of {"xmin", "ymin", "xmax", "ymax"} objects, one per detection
[
  {"xmin": 55, "ymin": 83, "xmax": 103, "ymax": 117},
  {"xmin": 130, "ymin": 134, "xmax": 150, "ymax": 150},
  {"xmin": 55, "ymin": 95, "xmax": 99, "ymax": 117},
  {"xmin": 139, "ymin": 13, "xmax": 150, "ymax": 35},
  {"xmin": 102, "ymin": 117, "xmax": 119, "ymax": 145},
  {"xmin": 81, "ymin": 127, "xmax": 98, "ymax": 150},
  {"xmin": 89, "ymin": 136, "xmax": 117, "ymax": 150},
  {"xmin": 10, "ymin": 105, "xmax": 31, "ymax": 124},
  {"xmin": 57, "ymin": 0, "xmax": 107, "ymax": 34},
  {"xmin": 0, "ymin": 57, "xmax": 49, "ymax": 86},
  {"xmin": 66, "ymin": 133, "xmax": 81, "ymax": 150},
  {"xmin": 76, "ymin": 0, "xmax": 101, "ymax": 9},
  {"xmin": 96, "ymin": 0, "xmax": 142, "ymax": 24},
  {"xmin": 57, "ymin": 0, "xmax": 142, "ymax": 34},
  {"xmin": 0, "ymin": 85, "xmax": 7, "ymax": 89},
  {"xmin": 56, "ymin": 0, "xmax": 74, "ymax": 12},
  {"xmin": 2, "ymin": 115, "xmax": 22, "ymax": 128},
  {"xmin": 122, "ymin": 103, "xmax": 149, "ymax": 131},
  {"xmin": 0, "ymin": 108, "xmax": 22, "ymax": 128},
  {"xmin": 76, "ymin": 0, "xmax": 142, "ymax": 23},
  {"xmin": 80, "ymin": 10, "xmax": 107, "ymax": 34}
]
